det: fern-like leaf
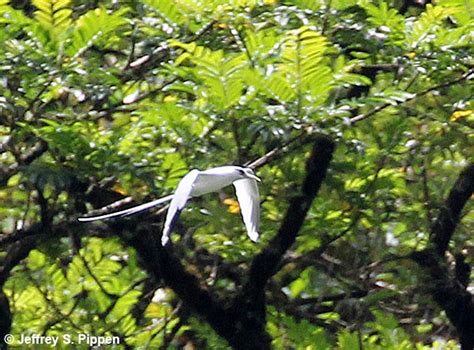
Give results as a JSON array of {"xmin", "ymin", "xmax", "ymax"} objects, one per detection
[
  {"xmin": 243, "ymin": 28, "xmax": 280, "ymax": 61},
  {"xmin": 407, "ymin": 4, "xmax": 456, "ymax": 48},
  {"xmin": 197, "ymin": 52, "xmax": 247, "ymax": 110},
  {"xmin": 32, "ymin": 0, "xmax": 72, "ymax": 31},
  {"xmin": 277, "ymin": 26, "xmax": 332, "ymax": 107},
  {"xmin": 142, "ymin": 0, "xmax": 185, "ymax": 26},
  {"xmin": 362, "ymin": 2, "xmax": 405, "ymax": 44},
  {"xmin": 265, "ymin": 72, "xmax": 296, "ymax": 102},
  {"xmin": 0, "ymin": 1, "xmax": 30, "ymax": 27},
  {"xmin": 170, "ymin": 41, "xmax": 248, "ymax": 111},
  {"xmin": 437, "ymin": 0, "xmax": 474, "ymax": 25},
  {"xmin": 66, "ymin": 7, "xmax": 128, "ymax": 58}
]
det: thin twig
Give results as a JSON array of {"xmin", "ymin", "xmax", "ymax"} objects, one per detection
[
  {"xmin": 350, "ymin": 69, "xmax": 474, "ymax": 124},
  {"xmin": 246, "ymin": 130, "xmax": 309, "ymax": 169},
  {"xmin": 22, "ymin": 78, "xmax": 54, "ymax": 119}
]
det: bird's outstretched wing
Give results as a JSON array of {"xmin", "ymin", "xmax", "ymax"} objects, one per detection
[
  {"xmin": 161, "ymin": 169, "xmax": 200, "ymax": 246},
  {"xmin": 77, "ymin": 195, "xmax": 174, "ymax": 222},
  {"xmin": 233, "ymin": 178, "xmax": 260, "ymax": 242}
]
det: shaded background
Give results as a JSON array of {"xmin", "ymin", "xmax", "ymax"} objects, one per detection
[{"xmin": 0, "ymin": 0, "xmax": 473, "ymax": 348}]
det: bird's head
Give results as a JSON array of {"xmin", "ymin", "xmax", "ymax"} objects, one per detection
[{"xmin": 237, "ymin": 167, "xmax": 261, "ymax": 182}]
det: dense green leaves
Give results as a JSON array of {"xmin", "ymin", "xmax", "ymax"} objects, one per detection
[
  {"xmin": 67, "ymin": 7, "xmax": 129, "ymax": 58},
  {"xmin": 1, "ymin": 0, "xmax": 473, "ymax": 348}
]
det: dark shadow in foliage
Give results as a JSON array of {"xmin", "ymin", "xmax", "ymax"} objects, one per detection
[{"xmin": 411, "ymin": 164, "xmax": 474, "ymax": 350}]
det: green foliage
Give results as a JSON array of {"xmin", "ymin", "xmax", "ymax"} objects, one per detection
[
  {"xmin": 143, "ymin": 0, "xmax": 186, "ymax": 26},
  {"xmin": 362, "ymin": 1, "xmax": 405, "ymax": 44},
  {"xmin": 407, "ymin": 4, "xmax": 456, "ymax": 49},
  {"xmin": 67, "ymin": 7, "xmax": 129, "ymax": 58},
  {"xmin": 6, "ymin": 237, "xmax": 155, "ymax": 346},
  {"xmin": 1, "ymin": 0, "xmax": 473, "ymax": 348},
  {"xmin": 171, "ymin": 41, "xmax": 249, "ymax": 110},
  {"xmin": 278, "ymin": 26, "xmax": 332, "ymax": 108},
  {"xmin": 438, "ymin": 0, "xmax": 474, "ymax": 25},
  {"xmin": 32, "ymin": 0, "xmax": 72, "ymax": 32}
]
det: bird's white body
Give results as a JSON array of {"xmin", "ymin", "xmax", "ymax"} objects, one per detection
[
  {"xmin": 78, "ymin": 166, "xmax": 261, "ymax": 246},
  {"xmin": 187, "ymin": 167, "xmax": 246, "ymax": 196}
]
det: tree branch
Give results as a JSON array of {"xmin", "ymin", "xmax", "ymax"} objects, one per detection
[
  {"xmin": 214, "ymin": 135, "xmax": 335, "ymax": 349},
  {"xmin": 246, "ymin": 135, "xmax": 335, "ymax": 290},
  {"xmin": 120, "ymin": 135, "xmax": 335, "ymax": 349},
  {"xmin": 410, "ymin": 163, "xmax": 474, "ymax": 349},
  {"xmin": 430, "ymin": 164, "xmax": 474, "ymax": 256},
  {"xmin": 123, "ymin": 226, "xmax": 235, "ymax": 344},
  {"xmin": 350, "ymin": 69, "xmax": 474, "ymax": 124},
  {"xmin": 246, "ymin": 130, "xmax": 309, "ymax": 169},
  {"xmin": 0, "ymin": 138, "xmax": 48, "ymax": 187}
]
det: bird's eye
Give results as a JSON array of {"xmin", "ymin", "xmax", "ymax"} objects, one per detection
[{"xmin": 237, "ymin": 169, "xmax": 245, "ymax": 175}]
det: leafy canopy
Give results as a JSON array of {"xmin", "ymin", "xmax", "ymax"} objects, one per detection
[{"xmin": 0, "ymin": 0, "xmax": 472, "ymax": 348}]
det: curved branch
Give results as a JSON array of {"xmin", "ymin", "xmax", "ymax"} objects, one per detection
[
  {"xmin": 219, "ymin": 135, "xmax": 335, "ymax": 349},
  {"xmin": 124, "ymin": 227, "xmax": 233, "ymax": 343},
  {"xmin": 350, "ymin": 69, "xmax": 474, "ymax": 124},
  {"xmin": 0, "ymin": 138, "xmax": 48, "ymax": 187},
  {"xmin": 430, "ymin": 164, "xmax": 474, "ymax": 256},
  {"xmin": 246, "ymin": 134, "xmax": 335, "ymax": 290},
  {"xmin": 411, "ymin": 163, "xmax": 474, "ymax": 350}
]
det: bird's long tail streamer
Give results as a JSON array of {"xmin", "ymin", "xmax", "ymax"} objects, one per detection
[{"xmin": 78, "ymin": 194, "xmax": 174, "ymax": 222}]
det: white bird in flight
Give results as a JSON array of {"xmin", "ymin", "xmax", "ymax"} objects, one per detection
[{"xmin": 78, "ymin": 166, "xmax": 261, "ymax": 246}]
